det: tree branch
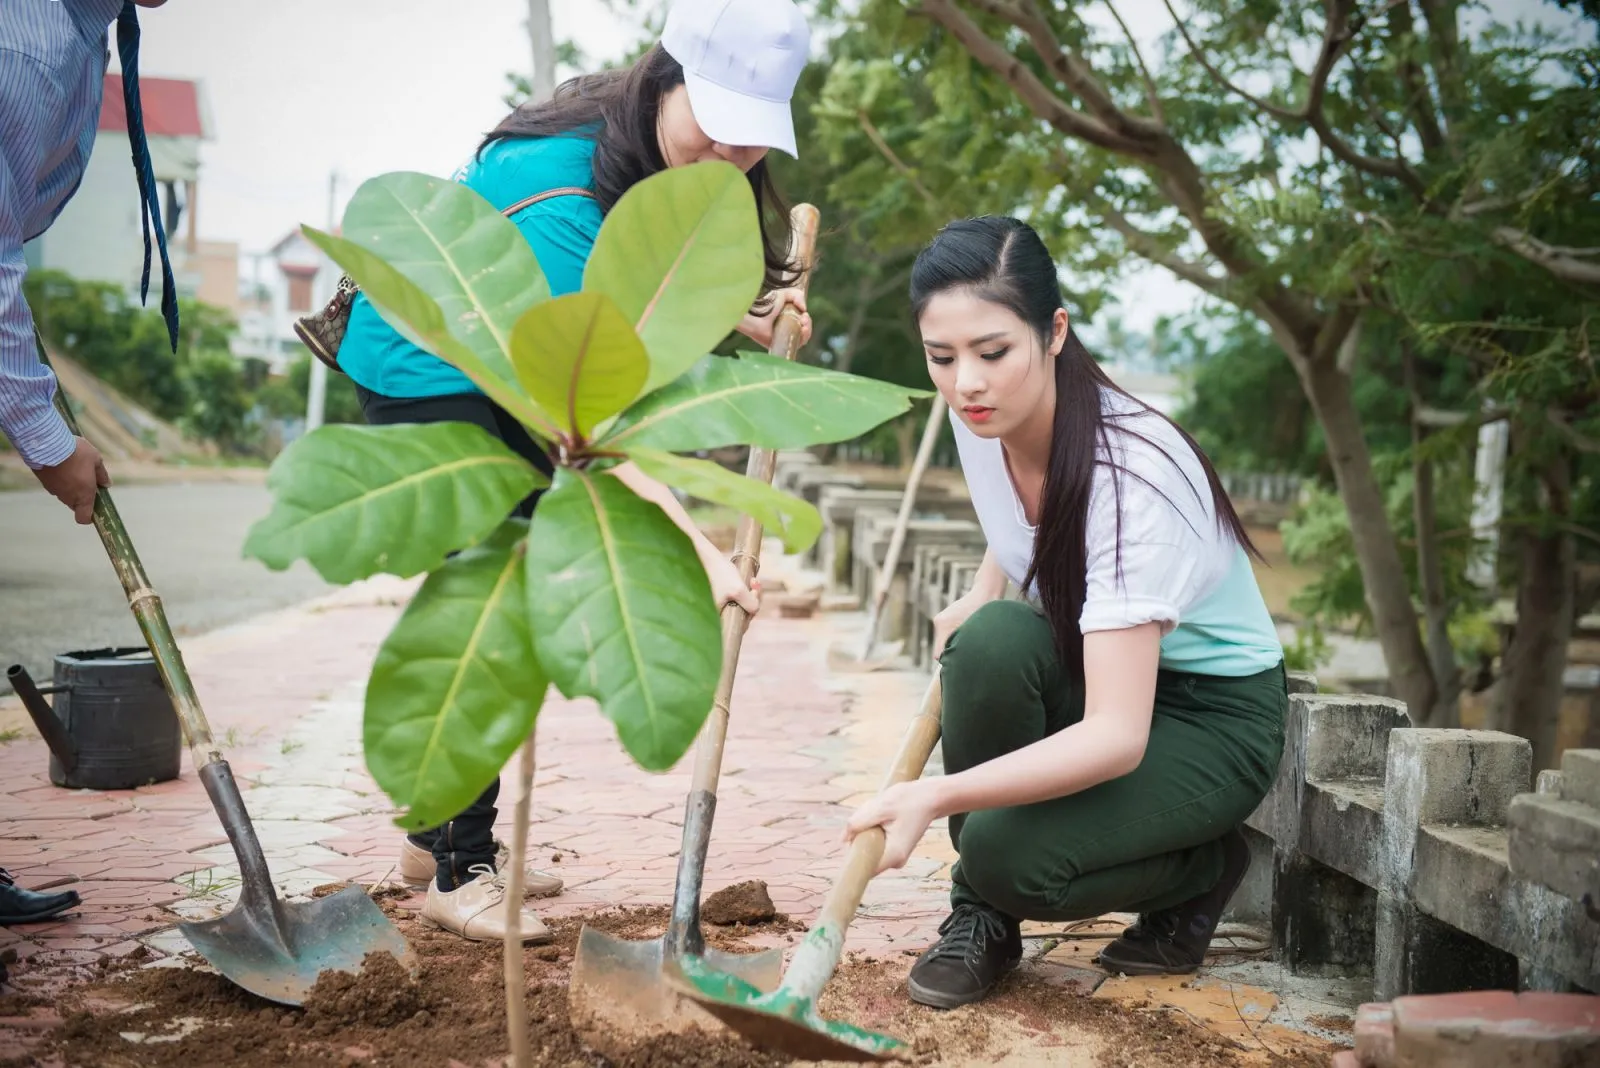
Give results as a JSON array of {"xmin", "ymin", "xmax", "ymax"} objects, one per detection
[
  {"xmin": 857, "ymin": 110, "xmax": 942, "ymax": 211},
  {"xmin": 1548, "ymin": 409, "xmax": 1600, "ymax": 455},
  {"xmin": 1093, "ymin": 200, "xmax": 1230, "ymax": 296},
  {"xmin": 1159, "ymin": 0, "xmax": 1300, "ymax": 120},
  {"xmin": 1102, "ymin": 0, "xmax": 1165, "ymax": 126},
  {"xmin": 1387, "ymin": 0, "xmax": 1446, "ymax": 153},
  {"xmin": 1492, "ymin": 227, "xmax": 1600, "ymax": 287},
  {"xmin": 915, "ymin": 0, "xmax": 1151, "ymax": 155},
  {"xmin": 1162, "ymin": 0, "xmax": 1428, "ymax": 197},
  {"xmin": 968, "ymin": 0, "xmax": 1165, "ymax": 140}
]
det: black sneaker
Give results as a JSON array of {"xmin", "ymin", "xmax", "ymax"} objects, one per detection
[
  {"xmin": 906, "ymin": 902, "xmax": 1022, "ymax": 1009},
  {"xmin": 1095, "ymin": 826, "xmax": 1250, "ymax": 976}
]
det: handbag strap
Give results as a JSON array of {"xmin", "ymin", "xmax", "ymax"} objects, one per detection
[{"xmin": 501, "ymin": 185, "xmax": 596, "ymax": 216}]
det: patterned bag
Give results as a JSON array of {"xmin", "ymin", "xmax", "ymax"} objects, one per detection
[{"xmin": 293, "ymin": 186, "xmax": 596, "ymax": 373}]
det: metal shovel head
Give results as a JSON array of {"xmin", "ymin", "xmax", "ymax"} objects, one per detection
[
  {"xmin": 664, "ymin": 954, "xmax": 911, "ymax": 1063},
  {"xmin": 178, "ymin": 884, "xmax": 417, "ymax": 1006},
  {"xmin": 568, "ymin": 924, "xmax": 784, "ymax": 1050}
]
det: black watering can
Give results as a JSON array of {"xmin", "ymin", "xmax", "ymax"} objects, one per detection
[{"xmin": 8, "ymin": 647, "xmax": 182, "ymax": 791}]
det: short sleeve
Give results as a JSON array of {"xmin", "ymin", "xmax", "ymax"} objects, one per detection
[{"xmin": 1078, "ymin": 460, "xmax": 1212, "ymax": 636}]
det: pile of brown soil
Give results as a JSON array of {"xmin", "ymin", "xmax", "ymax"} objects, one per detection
[
  {"xmin": 702, "ymin": 881, "xmax": 778, "ymax": 926},
  {"xmin": 22, "ymin": 884, "xmax": 1336, "ymax": 1068}
]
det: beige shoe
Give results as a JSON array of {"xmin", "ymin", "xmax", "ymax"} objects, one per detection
[
  {"xmin": 418, "ymin": 865, "xmax": 553, "ymax": 943},
  {"xmin": 398, "ymin": 837, "xmax": 563, "ymax": 897}
]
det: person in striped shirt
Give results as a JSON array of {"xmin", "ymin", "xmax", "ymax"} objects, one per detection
[{"xmin": 0, "ymin": 0, "xmax": 173, "ymax": 526}]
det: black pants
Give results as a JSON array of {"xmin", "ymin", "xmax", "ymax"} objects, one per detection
[{"xmin": 356, "ymin": 385, "xmax": 555, "ymax": 891}]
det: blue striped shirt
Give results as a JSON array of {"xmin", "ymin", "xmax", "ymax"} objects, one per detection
[{"xmin": 0, "ymin": 0, "xmax": 124, "ymax": 468}]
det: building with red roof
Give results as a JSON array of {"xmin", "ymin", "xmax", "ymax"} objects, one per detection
[{"xmin": 23, "ymin": 75, "xmax": 239, "ymax": 317}]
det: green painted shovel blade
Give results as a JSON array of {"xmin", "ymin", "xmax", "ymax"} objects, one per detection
[{"xmin": 666, "ymin": 953, "xmax": 912, "ymax": 1063}]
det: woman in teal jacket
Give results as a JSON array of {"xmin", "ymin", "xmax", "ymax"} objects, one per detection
[{"xmin": 342, "ymin": 0, "xmax": 816, "ymax": 944}]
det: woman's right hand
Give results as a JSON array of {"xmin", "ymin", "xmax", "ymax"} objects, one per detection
[{"xmin": 931, "ymin": 594, "xmax": 983, "ymax": 661}]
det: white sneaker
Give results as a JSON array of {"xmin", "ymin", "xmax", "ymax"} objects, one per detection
[
  {"xmin": 398, "ymin": 837, "xmax": 563, "ymax": 897},
  {"xmin": 418, "ymin": 864, "xmax": 553, "ymax": 943}
]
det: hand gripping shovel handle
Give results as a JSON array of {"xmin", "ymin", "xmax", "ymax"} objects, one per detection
[
  {"xmin": 40, "ymin": 337, "xmax": 217, "ymax": 767},
  {"xmin": 780, "ymin": 666, "xmax": 943, "ymax": 1003},
  {"xmin": 667, "ymin": 203, "xmax": 822, "ymax": 954}
]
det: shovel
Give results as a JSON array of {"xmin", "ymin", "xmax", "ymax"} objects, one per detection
[
  {"xmin": 668, "ymin": 667, "xmax": 944, "ymax": 1062},
  {"xmin": 567, "ymin": 204, "xmax": 821, "ymax": 1046},
  {"xmin": 827, "ymin": 394, "xmax": 948, "ymax": 674},
  {"xmin": 39, "ymin": 338, "xmax": 415, "ymax": 1005}
]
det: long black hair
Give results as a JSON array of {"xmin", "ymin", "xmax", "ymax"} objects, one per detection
[
  {"xmin": 479, "ymin": 44, "xmax": 797, "ymax": 302},
  {"xmin": 909, "ymin": 216, "xmax": 1261, "ymax": 669}
]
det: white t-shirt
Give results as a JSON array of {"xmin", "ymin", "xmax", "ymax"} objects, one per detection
[{"xmin": 951, "ymin": 388, "xmax": 1282, "ymax": 673}]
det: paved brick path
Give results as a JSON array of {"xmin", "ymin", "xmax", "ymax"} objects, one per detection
[{"xmin": 0, "ymin": 553, "xmax": 1354, "ymax": 1063}]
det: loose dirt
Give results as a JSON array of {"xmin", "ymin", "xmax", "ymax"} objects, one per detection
[{"xmin": 17, "ymin": 884, "xmax": 1338, "ymax": 1068}]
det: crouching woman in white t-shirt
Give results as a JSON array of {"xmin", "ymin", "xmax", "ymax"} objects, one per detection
[{"xmin": 844, "ymin": 215, "xmax": 1288, "ymax": 1009}]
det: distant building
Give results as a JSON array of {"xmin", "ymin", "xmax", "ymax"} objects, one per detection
[
  {"xmin": 23, "ymin": 76, "xmax": 239, "ymax": 316},
  {"xmin": 231, "ymin": 229, "xmax": 338, "ymax": 375}
]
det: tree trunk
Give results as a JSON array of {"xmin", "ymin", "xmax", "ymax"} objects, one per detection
[
  {"xmin": 1301, "ymin": 355, "xmax": 1440, "ymax": 722},
  {"xmin": 1494, "ymin": 449, "xmax": 1575, "ymax": 774},
  {"xmin": 1405, "ymin": 346, "xmax": 1461, "ymax": 726},
  {"xmin": 526, "ymin": 0, "xmax": 556, "ymax": 104}
]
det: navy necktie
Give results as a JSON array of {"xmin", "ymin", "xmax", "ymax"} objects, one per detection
[{"xmin": 115, "ymin": 2, "xmax": 180, "ymax": 352}]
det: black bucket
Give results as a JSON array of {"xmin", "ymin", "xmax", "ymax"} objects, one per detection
[{"xmin": 7, "ymin": 647, "xmax": 182, "ymax": 791}]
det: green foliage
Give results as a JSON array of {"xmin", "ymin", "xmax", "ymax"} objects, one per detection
[
  {"xmin": 23, "ymin": 269, "xmax": 263, "ymax": 452},
  {"xmin": 247, "ymin": 163, "xmax": 922, "ymax": 820},
  {"xmin": 524, "ymin": 468, "xmax": 722, "ymax": 772},
  {"xmin": 600, "ymin": 351, "xmax": 932, "ymax": 453},
  {"xmin": 364, "ymin": 519, "xmax": 547, "ymax": 831},
  {"xmin": 510, "ymin": 292, "xmax": 648, "ymax": 439},
  {"xmin": 584, "ymin": 163, "xmax": 765, "ymax": 395},
  {"xmin": 245, "ymin": 423, "xmax": 545, "ymax": 584}
]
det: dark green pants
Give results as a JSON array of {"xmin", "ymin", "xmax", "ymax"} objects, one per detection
[{"xmin": 941, "ymin": 600, "xmax": 1287, "ymax": 921}]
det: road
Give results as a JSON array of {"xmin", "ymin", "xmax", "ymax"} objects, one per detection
[{"xmin": 0, "ymin": 482, "xmax": 332, "ymax": 693}]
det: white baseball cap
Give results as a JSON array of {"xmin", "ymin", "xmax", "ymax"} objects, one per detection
[{"xmin": 661, "ymin": 0, "xmax": 811, "ymax": 159}]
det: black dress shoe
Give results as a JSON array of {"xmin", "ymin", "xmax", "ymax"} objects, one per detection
[{"xmin": 0, "ymin": 868, "xmax": 81, "ymax": 926}]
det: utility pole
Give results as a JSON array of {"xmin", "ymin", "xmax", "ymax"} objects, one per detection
[
  {"xmin": 526, "ymin": 0, "xmax": 556, "ymax": 104},
  {"xmin": 305, "ymin": 170, "xmax": 336, "ymax": 432}
]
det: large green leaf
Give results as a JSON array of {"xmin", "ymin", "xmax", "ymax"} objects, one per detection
[
  {"xmin": 583, "ymin": 162, "xmax": 764, "ymax": 395},
  {"xmin": 303, "ymin": 226, "xmax": 560, "ymax": 439},
  {"xmin": 509, "ymin": 292, "xmax": 649, "ymax": 440},
  {"xmin": 599, "ymin": 351, "xmax": 932, "ymax": 452},
  {"xmin": 244, "ymin": 422, "xmax": 544, "ymax": 583},
  {"xmin": 628, "ymin": 448, "xmax": 822, "ymax": 555},
  {"xmin": 340, "ymin": 172, "xmax": 551, "ymax": 394},
  {"xmin": 364, "ymin": 520, "xmax": 547, "ymax": 832},
  {"xmin": 525, "ymin": 469, "xmax": 721, "ymax": 771}
]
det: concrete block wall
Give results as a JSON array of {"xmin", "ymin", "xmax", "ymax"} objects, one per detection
[{"xmin": 1240, "ymin": 675, "xmax": 1599, "ymax": 997}]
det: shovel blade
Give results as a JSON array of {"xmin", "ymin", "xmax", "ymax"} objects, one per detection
[
  {"xmin": 178, "ymin": 885, "xmax": 417, "ymax": 1006},
  {"xmin": 665, "ymin": 955, "xmax": 911, "ymax": 1063},
  {"xmin": 568, "ymin": 925, "xmax": 783, "ymax": 1052}
]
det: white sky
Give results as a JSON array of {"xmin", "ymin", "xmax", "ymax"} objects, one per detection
[
  {"xmin": 129, "ymin": 0, "xmax": 647, "ymax": 252},
  {"xmin": 123, "ymin": 0, "xmax": 1586, "ymax": 342}
]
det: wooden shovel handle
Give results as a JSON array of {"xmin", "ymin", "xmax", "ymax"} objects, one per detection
[
  {"xmin": 689, "ymin": 203, "xmax": 822, "ymax": 796},
  {"xmin": 782, "ymin": 668, "xmax": 943, "ymax": 1000}
]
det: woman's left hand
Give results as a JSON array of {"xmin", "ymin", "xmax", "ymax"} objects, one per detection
[
  {"xmin": 735, "ymin": 287, "xmax": 813, "ymax": 350},
  {"xmin": 843, "ymin": 780, "xmax": 943, "ymax": 876}
]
